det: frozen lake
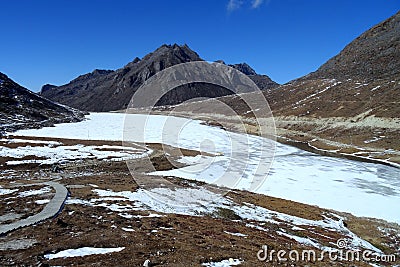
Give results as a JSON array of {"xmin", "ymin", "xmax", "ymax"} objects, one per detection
[{"xmin": 13, "ymin": 113, "xmax": 400, "ymax": 224}]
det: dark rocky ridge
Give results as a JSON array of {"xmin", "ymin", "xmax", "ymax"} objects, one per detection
[
  {"xmin": 41, "ymin": 44, "xmax": 279, "ymax": 111},
  {"xmin": 229, "ymin": 63, "xmax": 257, "ymax": 75},
  {"xmin": 228, "ymin": 62, "xmax": 278, "ymax": 90},
  {"xmin": 0, "ymin": 72, "xmax": 85, "ymax": 135},
  {"xmin": 214, "ymin": 60, "xmax": 277, "ymax": 89}
]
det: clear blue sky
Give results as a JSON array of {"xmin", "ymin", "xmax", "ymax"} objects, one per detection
[{"xmin": 0, "ymin": 0, "xmax": 398, "ymax": 92}]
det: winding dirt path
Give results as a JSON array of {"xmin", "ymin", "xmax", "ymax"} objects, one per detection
[{"xmin": 0, "ymin": 181, "xmax": 68, "ymax": 235}]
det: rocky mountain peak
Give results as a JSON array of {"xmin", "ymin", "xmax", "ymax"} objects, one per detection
[
  {"xmin": 215, "ymin": 60, "xmax": 226, "ymax": 64},
  {"xmin": 41, "ymin": 84, "xmax": 58, "ymax": 93},
  {"xmin": 142, "ymin": 43, "xmax": 202, "ymax": 64},
  {"xmin": 229, "ymin": 63, "xmax": 257, "ymax": 76}
]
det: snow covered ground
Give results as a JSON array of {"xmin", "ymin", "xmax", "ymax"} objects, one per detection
[
  {"xmin": 0, "ymin": 186, "xmax": 18, "ymax": 196},
  {"xmin": 12, "ymin": 113, "xmax": 400, "ymax": 224},
  {"xmin": 44, "ymin": 247, "xmax": 125, "ymax": 260},
  {"xmin": 0, "ymin": 139, "xmax": 151, "ymax": 165},
  {"xmin": 65, "ymin": 186, "xmax": 380, "ymax": 252},
  {"xmin": 202, "ymin": 258, "xmax": 242, "ymax": 266}
]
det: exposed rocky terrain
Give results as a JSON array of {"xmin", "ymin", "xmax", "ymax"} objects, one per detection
[
  {"xmin": 0, "ymin": 72, "xmax": 84, "ymax": 135},
  {"xmin": 41, "ymin": 44, "xmax": 278, "ymax": 112},
  {"xmin": 0, "ymin": 136, "xmax": 398, "ymax": 266}
]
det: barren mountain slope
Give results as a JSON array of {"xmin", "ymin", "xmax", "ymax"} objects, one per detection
[{"xmin": 0, "ymin": 72, "xmax": 84, "ymax": 135}]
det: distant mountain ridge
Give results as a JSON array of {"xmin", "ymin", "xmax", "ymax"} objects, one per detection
[
  {"xmin": 41, "ymin": 44, "xmax": 279, "ymax": 111},
  {"xmin": 0, "ymin": 72, "xmax": 84, "ymax": 135}
]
